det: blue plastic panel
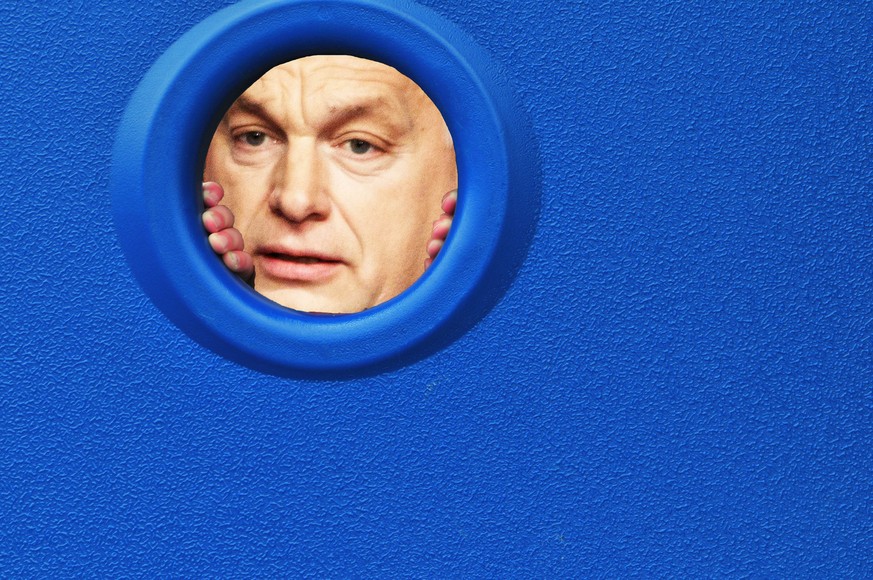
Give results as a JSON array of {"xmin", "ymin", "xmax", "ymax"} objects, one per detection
[{"xmin": 2, "ymin": 0, "xmax": 870, "ymax": 576}]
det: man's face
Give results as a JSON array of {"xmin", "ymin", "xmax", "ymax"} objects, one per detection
[{"xmin": 204, "ymin": 56, "xmax": 457, "ymax": 313}]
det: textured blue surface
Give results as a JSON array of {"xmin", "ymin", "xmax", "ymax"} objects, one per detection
[{"xmin": 1, "ymin": 0, "xmax": 871, "ymax": 576}]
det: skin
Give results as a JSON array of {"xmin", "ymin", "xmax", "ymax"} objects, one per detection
[{"xmin": 202, "ymin": 55, "xmax": 457, "ymax": 313}]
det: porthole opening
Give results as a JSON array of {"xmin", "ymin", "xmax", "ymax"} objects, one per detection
[{"xmin": 200, "ymin": 55, "xmax": 458, "ymax": 315}]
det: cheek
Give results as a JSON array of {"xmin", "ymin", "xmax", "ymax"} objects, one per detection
[
  {"xmin": 331, "ymin": 177, "xmax": 406, "ymax": 254},
  {"xmin": 362, "ymin": 187, "xmax": 432, "ymax": 276},
  {"xmin": 202, "ymin": 144, "xmax": 221, "ymax": 183},
  {"xmin": 205, "ymin": 150, "xmax": 271, "ymax": 228}
]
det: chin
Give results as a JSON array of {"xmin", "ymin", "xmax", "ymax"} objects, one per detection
[{"xmin": 259, "ymin": 287, "xmax": 371, "ymax": 315}]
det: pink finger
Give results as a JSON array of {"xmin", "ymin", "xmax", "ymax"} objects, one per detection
[
  {"xmin": 202, "ymin": 205, "xmax": 235, "ymax": 233},
  {"xmin": 431, "ymin": 215, "xmax": 452, "ymax": 240},
  {"xmin": 208, "ymin": 228, "xmax": 244, "ymax": 253},
  {"xmin": 202, "ymin": 182, "xmax": 225, "ymax": 208},
  {"xmin": 223, "ymin": 250, "xmax": 254, "ymax": 277},
  {"xmin": 441, "ymin": 189, "xmax": 457, "ymax": 215},
  {"xmin": 426, "ymin": 238, "xmax": 444, "ymax": 259}
]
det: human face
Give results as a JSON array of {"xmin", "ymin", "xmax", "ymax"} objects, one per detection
[{"xmin": 204, "ymin": 56, "xmax": 457, "ymax": 313}]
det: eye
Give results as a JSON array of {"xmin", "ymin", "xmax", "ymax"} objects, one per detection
[
  {"xmin": 333, "ymin": 135, "xmax": 389, "ymax": 165},
  {"xmin": 347, "ymin": 138, "xmax": 373, "ymax": 155},
  {"xmin": 242, "ymin": 131, "xmax": 268, "ymax": 146}
]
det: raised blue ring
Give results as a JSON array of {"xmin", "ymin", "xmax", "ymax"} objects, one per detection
[{"xmin": 112, "ymin": 0, "xmax": 538, "ymax": 377}]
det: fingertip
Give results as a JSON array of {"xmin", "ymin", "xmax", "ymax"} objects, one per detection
[
  {"xmin": 230, "ymin": 251, "xmax": 255, "ymax": 281},
  {"xmin": 441, "ymin": 189, "xmax": 457, "ymax": 214},
  {"xmin": 224, "ymin": 251, "xmax": 239, "ymax": 270},
  {"xmin": 201, "ymin": 209, "xmax": 218, "ymax": 233},
  {"xmin": 202, "ymin": 181, "xmax": 224, "ymax": 207},
  {"xmin": 235, "ymin": 251, "xmax": 253, "ymax": 273},
  {"xmin": 224, "ymin": 228, "xmax": 244, "ymax": 251},
  {"xmin": 432, "ymin": 215, "xmax": 452, "ymax": 239},
  {"xmin": 208, "ymin": 232, "xmax": 227, "ymax": 253},
  {"xmin": 426, "ymin": 238, "xmax": 443, "ymax": 259}
]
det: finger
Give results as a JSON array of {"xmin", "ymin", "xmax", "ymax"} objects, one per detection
[
  {"xmin": 208, "ymin": 228, "xmax": 244, "ymax": 254},
  {"xmin": 431, "ymin": 215, "xmax": 452, "ymax": 241},
  {"xmin": 426, "ymin": 238, "xmax": 444, "ymax": 259},
  {"xmin": 202, "ymin": 205, "xmax": 235, "ymax": 233},
  {"xmin": 202, "ymin": 181, "xmax": 225, "ymax": 208},
  {"xmin": 441, "ymin": 189, "xmax": 457, "ymax": 215},
  {"xmin": 424, "ymin": 257, "xmax": 433, "ymax": 270},
  {"xmin": 222, "ymin": 250, "xmax": 254, "ymax": 279}
]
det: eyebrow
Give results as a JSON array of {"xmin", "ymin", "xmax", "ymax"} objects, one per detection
[
  {"xmin": 226, "ymin": 91, "xmax": 414, "ymax": 140},
  {"xmin": 226, "ymin": 95, "xmax": 281, "ymax": 129},
  {"xmin": 323, "ymin": 96, "xmax": 412, "ymax": 138}
]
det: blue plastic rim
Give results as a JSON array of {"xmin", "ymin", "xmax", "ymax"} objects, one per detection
[{"xmin": 111, "ymin": 0, "xmax": 539, "ymax": 377}]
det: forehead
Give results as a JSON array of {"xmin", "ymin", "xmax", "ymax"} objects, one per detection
[{"xmin": 242, "ymin": 55, "xmax": 428, "ymax": 113}]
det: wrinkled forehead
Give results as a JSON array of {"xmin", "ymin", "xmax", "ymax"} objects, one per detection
[{"xmin": 244, "ymin": 55, "xmax": 429, "ymax": 112}]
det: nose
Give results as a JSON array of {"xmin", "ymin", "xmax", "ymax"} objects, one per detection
[{"xmin": 268, "ymin": 140, "xmax": 330, "ymax": 222}]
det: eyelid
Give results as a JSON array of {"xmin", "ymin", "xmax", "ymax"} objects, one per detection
[
  {"xmin": 227, "ymin": 124, "xmax": 283, "ymax": 165},
  {"xmin": 334, "ymin": 131, "xmax": 389, "ymax": 153},
  {"xmin": 230, "ymin": 125, "xmax": 283, "ymax": 144},
  {"xmin": 334, "ymin": 138, "xmax": 386, "ymax": 163}
]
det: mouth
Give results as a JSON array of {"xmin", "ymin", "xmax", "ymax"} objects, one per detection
[
  {"xmin": 256, "ymin": 249, "xmax": 344, "ymax": 283},
  {"xmin": 265, "ymin": 253, "xmax": 335, "ymax": 264}
]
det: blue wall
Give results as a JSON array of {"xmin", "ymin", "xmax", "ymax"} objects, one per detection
[{"xmin": 2, "ymin": 0, "xmax": 870, "ymax": 575}]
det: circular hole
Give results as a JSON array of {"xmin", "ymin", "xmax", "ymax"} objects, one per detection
[
  {"xmin": 112, "ymin": 0, "xmax": 538, "ymax": 376},
  {"xmin": 201, "ymin": 55, "xmax": 458, "ymax": 315}
]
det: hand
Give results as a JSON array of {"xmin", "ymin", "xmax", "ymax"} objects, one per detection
[
  {"xmin": 425, "ymin": 189, "xmax": 457, "ymax": 269},
  {"xmin": 202, "ymin": 181, "xmax": 254, "ymax": 283}
]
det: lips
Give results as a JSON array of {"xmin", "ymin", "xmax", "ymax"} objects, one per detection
[
  {"xmin": 255, "ymin": 245, "xmax": 344, "ymax": 283},
  {"xmin": 270, "ymin": 254, "xmax": 321, "ymax": 264}
]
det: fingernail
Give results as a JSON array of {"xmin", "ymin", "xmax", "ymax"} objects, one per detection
[
  {"xmin": 209, "ymin": 233, "xmax": 226, "ymax": 252},
  {"xmin": 203, "ymin": 182, "xmax": 219, "ymax": 205}
]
